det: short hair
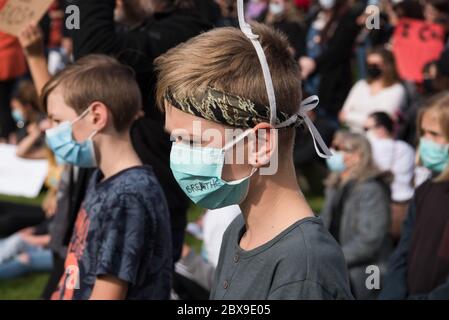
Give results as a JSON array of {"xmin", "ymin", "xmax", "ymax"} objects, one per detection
[
  {"xmin": 12, "ymin": 80, "xmax": 40, "ymax": 111},
  {"xmin": 370, "ymin": 112, "xmax": 394, "ymax": 134},
  {"xmin": 41, "ymin": 54, "xmax": 142, "ymax": 132},
  {"xmin": 155, "ymin": 23, "xmax": 302, "ymax": 149}
]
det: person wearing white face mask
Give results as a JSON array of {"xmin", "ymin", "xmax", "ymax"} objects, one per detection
[
  {"xmin": 321, "ymin": 131, "xmax": 393, "ymax": 299},
  {"xmin": 268, "ymin": 0, "xmax": 285, "ymax": 15},
  {"xmin": 262, "ymin": 0, "xmax": 306, "ymax": 59},
  {"xmin": 319, "ymin": 0, "xmax": 335, "ymax": 10},
  {"xmin": 364, "ymin": 112, "xmax": 415, "ymax": 241}
]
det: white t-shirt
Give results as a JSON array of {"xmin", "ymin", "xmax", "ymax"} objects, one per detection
[
  {"xmin": 203, "ymin": 205, "xmax": 241, "ymax": 267},
  {"xmin": 342, "ymin": 80, "xmax": 406, "ymax": 132},
  {"xmin": 368, "ymin": 136, "xmax": 415, "ymax": 202}
]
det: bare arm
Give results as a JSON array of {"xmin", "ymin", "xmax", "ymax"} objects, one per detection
[
  {"xmin": 21, "ymin": 234, "xmax": 51, "ymax": 247},
  {"xmin": 15, "ymin": 122, "xmax": 46, "ymax": 159},
  {"xmin": 18, "ymin": 24, "xmax": 51, "ymax": 95},
  {"xmin": 90, "ymin": 275, "xmax": 128, "ymax": 300}
]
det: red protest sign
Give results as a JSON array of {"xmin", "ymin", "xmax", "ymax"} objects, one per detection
[
  {"xmin": 0, "ymin": 0, "xmax": 54, "ymax": 36},
  {"xmin": 392, "ymin": 18, "xmax": 445, "ymax": 83}
]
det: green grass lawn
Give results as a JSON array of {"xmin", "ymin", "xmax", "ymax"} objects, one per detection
[
  {"xmin": 0, "ymin": 193, "xmax": 48, "ymax": 299},
  {"xmin": 0, "ymin": 273, "xmax": 49, "ymax": 300},
  {"xmin": 0, "ymin": 194, "xmax": 46, "ymax": 207},
  {"xmin": 0, "ymin": 193, "xmax": 324, "ymax": 300}
]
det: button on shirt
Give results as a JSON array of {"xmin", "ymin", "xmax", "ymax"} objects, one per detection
[{"xmin": 210, "ymin": 215, "xmax": 354, "ymax": 300}]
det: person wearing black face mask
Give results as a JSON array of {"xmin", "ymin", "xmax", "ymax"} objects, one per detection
[
  {"xmin": 366, "ymin": 63, "xmax": 383, "ymax": 80},
  {"xmin": 339, "ymin": 47, "xmax": 407, "ymax": 132}
]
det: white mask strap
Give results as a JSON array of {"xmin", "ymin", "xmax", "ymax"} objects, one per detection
[
  {"xmin": 72, "ymin": 107, "xmax": 91, "ymax": 125},
  {"xmin": 88, "ymin": 130, "xmax": 98, "ymax": 140},
  {"xmin": 72, "ymin": 107, "xmax": 98, "ymax": 141},
  {"xmin": 237, "ymin": 0, "xmax": 332, "ymax": 159},
  {"xmin": 237, "ymin": 0, "xmax": 276, "ymax": 125},
  {"xmin": 276, "ymin": 95, "xmax": 333, "ymax": 159},
  {"xmin": 223, "ymin": 129, "xmax": 253, "ymax": 151},
  {"xmin": 225, "ymin": 167, "xmax": 258, "ymax": 185}
]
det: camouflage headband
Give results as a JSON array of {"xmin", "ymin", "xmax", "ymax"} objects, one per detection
[{"xmin": 164, "ymin": 86, "xmax": 303, "ymax": 129}]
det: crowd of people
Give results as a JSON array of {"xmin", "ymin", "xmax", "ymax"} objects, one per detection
[{"xmin": 0, "ymin": 0, "xmax": 448, "ymax": 300}]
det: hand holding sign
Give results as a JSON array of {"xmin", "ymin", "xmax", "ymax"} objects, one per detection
[
  {"xmin": 0, "ymin": 0, "xmax": 54, "ymax": 37},
  {"xmin": 18, "ymin": 22, "xmax": 44, "ymax": 56}
]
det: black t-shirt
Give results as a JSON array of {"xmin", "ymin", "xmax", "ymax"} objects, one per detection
[
  {"xmin": 407, "ymin": 180, "xmax": 449, "ymax": 295},
  {"xmin": 51, "ymin": 166, "xmax": 172, "ymax": 300}
]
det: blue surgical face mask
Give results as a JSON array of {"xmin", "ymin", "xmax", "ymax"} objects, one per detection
[
  {"xmin": 419, "ymin": 137, "xmax": 449, "ymax": 173},
  {"xmin": 326, "ymin": 149, "xmax": 346, "ymax": 173},
  {"xmin": 11, "ymin": 110, "xmax": 25, "ymax": 123},
  {"xmin": 45, "ymin": 108, "xmax": 98, "ymax": 168},
  {"xmin": 170, "ymin": 130, "xmax": 257, "ymax": 209}
]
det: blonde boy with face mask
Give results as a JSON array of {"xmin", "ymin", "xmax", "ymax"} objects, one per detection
[{"xmin": 155, "ymin": 15, "xmax": 353, "ymax": 299}]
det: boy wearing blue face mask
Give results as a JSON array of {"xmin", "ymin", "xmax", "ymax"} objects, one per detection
[
  {"xmin": 155, "ymin": 19, "xmax": 353, "ymax": 299},
  {"xmin": 380, "ymin": 92, "xmax": 449, "ymax": 300},
  {"xmin": 41, "ymin": 54, "xmax": 172, "ymax": 300}
]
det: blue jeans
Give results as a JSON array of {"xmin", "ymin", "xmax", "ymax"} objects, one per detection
[{"xmin": 0, "ymin": 233, "xmax": 53, "ymax": 279}]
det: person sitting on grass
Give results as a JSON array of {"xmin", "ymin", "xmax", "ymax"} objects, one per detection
[{"xmin": 0, "ymin": 222, "xmax": 52, "ymax": 280}]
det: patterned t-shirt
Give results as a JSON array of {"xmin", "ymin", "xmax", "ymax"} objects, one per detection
[{"xmin": 51, "ymin": 166, "xmax": 172, "ymax": 300}]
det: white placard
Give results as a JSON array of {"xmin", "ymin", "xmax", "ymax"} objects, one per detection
[{"xmin": 0, "ymin": 144, "xmax": 49, "ymax": 198}]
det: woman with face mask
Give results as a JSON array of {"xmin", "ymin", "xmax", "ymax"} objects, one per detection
[
  {"xmin": 339, "ymin": 47, "xmax": 407, "ymax": 132},
  {"xmin": 320, "ymin": 131, "xmax": 393, "ymax": 299},
  {"xmin": 380, "ymin": 92, "xmax": 449, "ymax": 300},
  {"xmin": 261, "ymin": 0, "xmax": 306, "ymax": 59}
]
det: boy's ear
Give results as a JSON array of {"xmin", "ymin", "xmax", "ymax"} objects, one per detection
[
  {"xmin": 250, "ymin": 122, "xmax": 277, "ymax": 168},
  {"xmin": 89, "ymin": 102, "xmax": 109, "ymax": 131}
]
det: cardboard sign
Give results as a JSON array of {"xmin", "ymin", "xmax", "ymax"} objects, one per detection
[
  {"xmin": 0, "ymin": 0, "xmax": 54, "ymax": 36},
  {"xmin": 392, "ymin": 18, "xmax": 445, "ymax": 83}
]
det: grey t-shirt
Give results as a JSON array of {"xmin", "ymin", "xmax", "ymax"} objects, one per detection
[{"xmin": 210, "ymin": 215, "xmax": 354, "ymax": 300}]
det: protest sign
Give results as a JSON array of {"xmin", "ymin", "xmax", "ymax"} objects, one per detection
[
  {"xmin": 0, "ymin": 0, "xmax": 54, "ymax": 36},
  {"xmin": 0, "ymin": 144, "xmax": 48, "ymax": 198},
  {"xmin": 392, "ymin": 18, "xmax": 445, "ymax": 83}
]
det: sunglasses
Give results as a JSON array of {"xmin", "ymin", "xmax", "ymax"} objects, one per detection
[
  {"xmin": 363, "ymin": 124, "xmax": 378, "ymax": 132},
  {"xmin": 331, "ymin": 145, "xmax": 352, "ymax": 153}
]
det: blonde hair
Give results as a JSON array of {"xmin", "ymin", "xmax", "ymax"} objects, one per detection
[
  {"xmin": 154, "ymin": 23, "xmax": 302, "ymax": 148},
  {"xmin": 326, "ymin": 131, "xmax": 381, "ymax": 187},
  {"xmin": 417, "ymin": 91, "xmax": 449, "ymax": 182}
]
